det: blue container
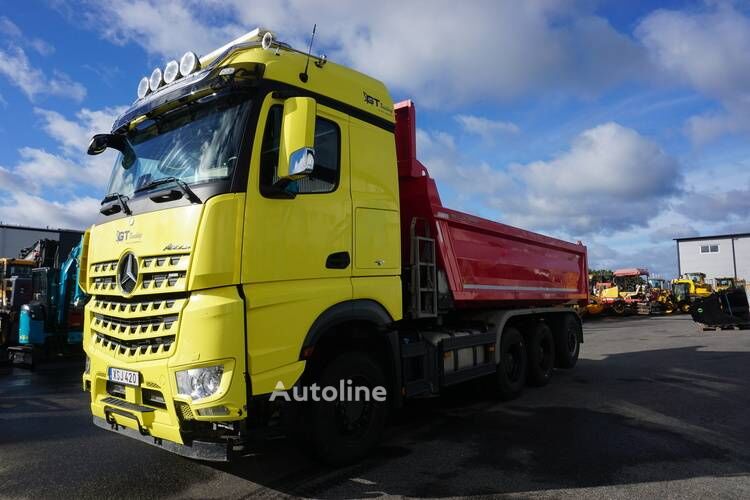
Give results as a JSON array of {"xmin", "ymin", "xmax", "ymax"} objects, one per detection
[{"xmin": 19, "ymin": 306, "xmax": 46, "ymax": 346}]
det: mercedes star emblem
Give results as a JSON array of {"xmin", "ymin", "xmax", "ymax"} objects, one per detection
[{"xmin": 117, "ymin": 252, "xmax": 138, "ymax": 294}]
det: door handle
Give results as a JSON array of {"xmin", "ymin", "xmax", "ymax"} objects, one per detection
[{"xmin": 326, "ymin": 252, "xmax": 350, "ymax": 269}]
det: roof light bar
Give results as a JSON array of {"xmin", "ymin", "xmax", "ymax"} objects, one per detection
[{"xmin": 134, "ymin": 27, "xmax": 275, "ymax": 100}]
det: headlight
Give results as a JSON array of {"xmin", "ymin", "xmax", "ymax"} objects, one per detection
[
  {"xmin": 176, "ymin": 365, "xmax": 223, "ymax": 401},
  {"xmin": 84, "ymin": 355, "xmax": 90, "ymax": 374}
]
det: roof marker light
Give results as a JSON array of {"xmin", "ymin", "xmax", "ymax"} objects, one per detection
[
  {"xmin": 137, "ymin": 76, "xmax": 150, "ymax": 99},
  {"xmin": 149, "ymin": 67, "xmax": 163, "ymax": 92},
  {"xmin": 179, "ymin": 51, "xmax": 200, "ymax": 77},
  {"xmin": 163, "ymin": 60, "xmax": 179, "ymax": 84}
]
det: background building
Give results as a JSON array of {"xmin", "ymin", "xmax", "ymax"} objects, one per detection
[
  {"xmin": 0, "ymin": 224, "xmax": 83, "ymax": 265},
  {"xmin": 675, "ymin": 232, "xmax": 750, "ymax": 283}
]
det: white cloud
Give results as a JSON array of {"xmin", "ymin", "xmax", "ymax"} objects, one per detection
[
  {"xmin": 0, "ymin": 105, "xmax": 125, "ymax": 230},
  {"xmin": 419, "ymin": 122, "xmax": 682, "ymax": 236},
  {"xmin": 0, "ymin": 45, "xmax": 85, "ymax": 101},
  {"xmin": 0, "ymin": 16, "xmax": 55, "ymax": 55},
  {"xmin": 637, "ymin": 3, "xmax": 750, "ymax": 143},
  {"xmin": 78, "ymin": 0, "xmax": 647, "ymax": 107},
  {"xmin": 0, "ymin": 16, "xmax": 22, "ymax": 38},
  {"xmin": 455, "ymin": 115, "xmax": 519, "ymax": 140},
  {"xmin": 674, "ymin": 183, "xmax": 750, "ymax": 223},
  {"xmin": 34, "ymin": 107, "xmax": 123, "ymax": 155},
  {"xmin": 82, "ymin": 0, "xmax": 241, "ymax": 61},
  {"xmin": 0, "ymin": 192, "xmax": 100, "ymax": 230},
  {"xmin": 586, "ymin": 239, "xmax": 678, "ymax": 278},
  {"xmin": 498, "ymin": 123, "xmax": 682, "ymax": 234}
]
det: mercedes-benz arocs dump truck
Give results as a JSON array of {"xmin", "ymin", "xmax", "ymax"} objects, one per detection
[{"xmin": 81, "ymin": 28, "xmax": 588, "ymax": 464}]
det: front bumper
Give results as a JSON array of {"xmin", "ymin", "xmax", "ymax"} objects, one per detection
[
  {"xmin": 93, "ymin": 416, "xmax": 232, "ymax": 461},
  {"xmin": 84, "ymin": 286, "xmax": 248, "ymax": 448}
]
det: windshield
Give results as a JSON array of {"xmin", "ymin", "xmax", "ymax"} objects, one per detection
[
  {"xmin": 105, "ymin": 94, "xmax": 252, "ymax": 198},
  {"xmin": 673, "ymin": 283, "xmax": 689, "ymax": 300}
]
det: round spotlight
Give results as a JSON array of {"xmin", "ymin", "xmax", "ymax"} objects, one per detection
[
  {"xmin": 261, "ymin": 32, "xmax": 274, "ymax": 50},
  {"xmin": 163, "ymin": 60, "xmax": 179, "ymax": 84},
  {"xmin": 149, "ymin": 67, "xmax": 163, "ymax": 92},
  {"xmin": 137, "ymin": 76, "xmax": 150, "ymax": 99},
  {"xmin": 179, "ymin": 51, "xmax": 200, "ymax": 77}
]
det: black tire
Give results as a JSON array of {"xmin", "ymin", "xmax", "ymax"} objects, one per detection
[
  {"xmin": 496, "ymin": 327, "xmax": 527, "ymax": 400},
  {"xmin": 526, "ymin": 322, "xmax": 555, "ymax": 386},
  {"xmin": 306, "ymin": 352, "xmax": 389, "ymax": 465},
  {"xmin": 554, "ymin": 315, "xmax": 581, "ymax": 369},
  {"xmin": 612, "ymin": 301, "xmax": 627, "ymax": 315}
]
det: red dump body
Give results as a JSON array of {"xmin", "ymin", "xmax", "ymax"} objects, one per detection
[{"xmin": 395, "ymin": 101, "xmax": 589, "ymax": 309}]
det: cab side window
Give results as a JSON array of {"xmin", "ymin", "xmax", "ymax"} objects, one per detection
[{"xmin": 259, "ymin": 105, "xmax": 341, "ymax": 196}]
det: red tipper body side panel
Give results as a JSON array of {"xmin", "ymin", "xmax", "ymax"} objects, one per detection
[{"xmin": 395, "ymin": 100, "xmax": 589, "ymax": 309}]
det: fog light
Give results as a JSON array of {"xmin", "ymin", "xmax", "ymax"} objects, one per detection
[
  {"xmin": 84, "ymin": 355, "xmax": 90, "ymax": 374},
  {"xmin": 175, "ymin": 365, "xmax": 223, "ymax": 401},
  {"xmin": 196, "ymin": 405, "xmax": 230, "ymax": 417}
]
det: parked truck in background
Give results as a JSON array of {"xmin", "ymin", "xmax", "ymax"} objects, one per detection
[
  {"xmin": 81, "ymin": 28, "xmax": 588, "ymax": 464},
  {"xmin": 8, "ymin": 239, "xmax": 87, "ymax": 367}
]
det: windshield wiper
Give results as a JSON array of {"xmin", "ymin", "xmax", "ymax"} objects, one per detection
[
  {"xmin": 135, "ymin": 176, "xmax": 201, "ymax": 204},
  {"xmin": 100, "ymin": 192, "xmax": 132, "ymax": 216}
]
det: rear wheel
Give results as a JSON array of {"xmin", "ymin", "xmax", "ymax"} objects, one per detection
[
  {"xmin": 554, "ymin": 315, "xmax": 581, "ymax": 369},
  {"xmin": 526, "ymin": 322, "xmax": 555, "ymax": 386},
  {"xmin": 495, "ymin": 327, "xmax": 527, "ymax": 400},
  {"xmin": 306, "ymin": 352, "xmax": 389, "ymax": 465}
]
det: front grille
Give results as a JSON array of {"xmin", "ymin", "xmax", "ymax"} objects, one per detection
[
  {"xmin": 88, "ymin": 253, "xmax": 189, "ymax": 296},
  {"xmin": 88, "ymin": 292, "xmax": 188, "ymax": 361},
  {"xmin": 93, "ymin": 331, "xmax": 175, "ymax": 356},
  {"xmin": 87, "ymin": 252, "xmax": 190, "ymax": 361},
  {"xmin": 93, "ymin": 312, "xmax": 178, "ymax": 335}
]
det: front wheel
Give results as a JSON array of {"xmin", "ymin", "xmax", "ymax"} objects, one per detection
[{"xmin": 306, "ymin": 352, "xmax": 389, "ymax": 465}]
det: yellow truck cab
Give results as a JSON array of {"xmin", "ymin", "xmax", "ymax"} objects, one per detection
[{"xmin": 82, "ymin": 28, "xmax": 588, "ymax": 464}]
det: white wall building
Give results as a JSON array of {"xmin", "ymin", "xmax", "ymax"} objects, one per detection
[{"xmin": 675, "ymin": 233, "xmax": 750, "ymax": 283}]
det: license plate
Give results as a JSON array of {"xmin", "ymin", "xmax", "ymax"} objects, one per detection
[{"xmin": 108, "ymin": 367, "xmax": 140, "ymax": 386}]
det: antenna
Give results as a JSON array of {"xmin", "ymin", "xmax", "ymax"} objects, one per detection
[{"xmin": 299, "ymin": 24, "xmax": 316, "ymax": 83}]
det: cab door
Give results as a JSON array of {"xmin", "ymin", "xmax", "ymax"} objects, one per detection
[{"xmin": 241, "ymin": 95, "xmax": 352, "ymax": 387}]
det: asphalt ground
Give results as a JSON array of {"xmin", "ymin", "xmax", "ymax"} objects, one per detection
[{"xmin": 1, "ymin": 315, "xmax": 749, "ymax": 499}]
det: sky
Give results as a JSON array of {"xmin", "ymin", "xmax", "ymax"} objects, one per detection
[{"xmin": 1, "ymin": 0, "xmax": 750, "ymax": 278}]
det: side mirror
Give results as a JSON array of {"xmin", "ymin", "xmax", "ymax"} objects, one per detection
[
  {"xmin": 277, "ymin": 97, "xmax": 316, "ymax": 182},
  {"xmin": 87, "ymin": 134, "xmax": 110, "ymax": 155},
  {"xmin": 87, "ymin": 133, "xmax": 136, "ymax": 170}
]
